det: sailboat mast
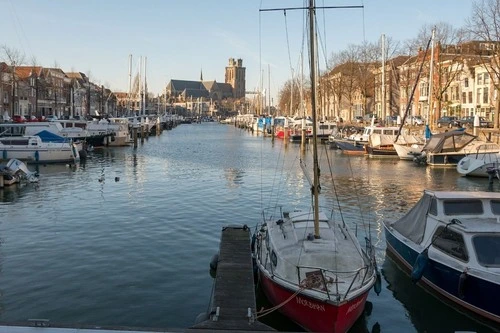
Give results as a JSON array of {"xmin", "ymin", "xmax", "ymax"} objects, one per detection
[
  {"xmin": 128, "ymin": 54, "xmax": 132, "ymax": 115},
  {"xmin": 381, "ymin": 34, "xmax": 386, "ymax": 121},
  {"xmin": 428, "ymin": 28, "xmax": 435, "ymax": 126},
  {"xmin": 308, "ymin": 0, "xmax": 320, "ymax": 239}
]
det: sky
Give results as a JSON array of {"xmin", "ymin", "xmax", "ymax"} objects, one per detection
[{"xmin": 0, "ymin": 0, "xmax": 475, "ymax": 104}]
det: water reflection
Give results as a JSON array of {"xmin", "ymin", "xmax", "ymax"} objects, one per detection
[{"xmin": 382, "ymin": 252, "xmax": 498, "ymax": 333}]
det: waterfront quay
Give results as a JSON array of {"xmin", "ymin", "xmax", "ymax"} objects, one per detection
[{"xmin": 0, "ymin": 122, "xmax": 498, "ymax": 333}]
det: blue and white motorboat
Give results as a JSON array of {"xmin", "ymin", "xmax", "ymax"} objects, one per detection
[{"xmin": 384, "ymin": 190, "xmax": 500, "ymax": 324}]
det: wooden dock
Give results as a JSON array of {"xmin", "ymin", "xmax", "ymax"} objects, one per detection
[{"xmin": 188, "ymin": 225, "xmax": 274, "ymax": 332}]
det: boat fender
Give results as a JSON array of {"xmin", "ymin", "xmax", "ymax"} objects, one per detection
[
  {"xmin": 251, "ymin": 233, "xmax": 256, "ymax": 252},
  {"xmin": 458, "ymin": 270, "xmax": 468, "ymax": 299},
  {"xmin": 2, "ymin": 150, "xmax": 6, "ymax": 160},
  {"xmin": 34, "ymin": 150, "xmax": 39, "ymax": 162},
  {"xmin": 374, "ymin": 269, "xmax": 382, "ymax": 295},
  {"xmin": 411, "ymin": 249, "xmax": 428, "ymax": 283},
  {"xmin": 276, "ymin": 219, "xmax": 284, "ymax": 225},
  {"xmin": 210, "ymin": 253, "xmax": 219, "ymax": 271},
  {"xmin": 364, "ymin": 300, "xmax": 373, "ymax": 316}
]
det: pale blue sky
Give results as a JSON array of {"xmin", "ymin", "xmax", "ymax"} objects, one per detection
[{"xmin": 1, "ymin": 0, "xmax": 473, "ymax": 103}]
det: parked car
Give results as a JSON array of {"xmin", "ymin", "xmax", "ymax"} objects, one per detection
[
  {"xmin": 363, "ymin": 113, "xmax": 379, "ymax": 124},
  {"xmin": 12, "ymin": 115, "xmax": 26, "ymax": 123},
  {"xmin": 27, "ymin": 115, "xmax": 39, "ymax": 122},
  {"xmin": 46, "ymin": 115, "xmax": 58, "ymax": 121},
  {"xmin": 406, "ymin": 115, "xmax": 424, "ymax": 126},
  {"xmin": 456, "ymin": 116, "xmax": 493, "ymax": 128},
  {"xmin": 385, "ymin": 115, "xmax": 398, "ymax": 125},
  {"xmin": 354, "ymin": 116, "xmax": 363, "ymax": 123},
  {"xmin": 437, "ymin": 116, "xmax": 458, "ymax": 128}
]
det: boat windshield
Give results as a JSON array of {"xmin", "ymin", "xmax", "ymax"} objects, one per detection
[
  {"xmin": 443, "ymin": 200, "xmax": 483, "ymax": 215},
  {"xmin": 472, "ymin": 235, "xmax": 500, "ymax": 267}
]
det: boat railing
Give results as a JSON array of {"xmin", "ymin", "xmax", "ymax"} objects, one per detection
[{"xmin": 295, "ymin": 264, "xmax": 373, "ymax": 301}]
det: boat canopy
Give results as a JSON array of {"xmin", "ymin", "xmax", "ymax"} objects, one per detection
[
  {"xmin": 390, "ymin": 193, "xmax": 431, "ymax": 244},
  {"xmin": 422, "ymin": 129, "xmax": 476, "ymax": 153},
  {"xmin": 36, "ymin": 130, "xmax": 68, "ymax": 143}
]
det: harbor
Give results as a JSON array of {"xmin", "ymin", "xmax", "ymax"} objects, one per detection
[{"xmin": 0, "ymin": 122, "xmax": 498, "ymax": 333}]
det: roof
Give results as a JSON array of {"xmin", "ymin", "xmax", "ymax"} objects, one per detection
[
  {"xmin": 15, "ymin": 66, "xmax": 43, "ymax": 79},
  {"xmin": 183, "ymin": 88, "xmax": 210, "ymax": 98},
  {"xmin": 168, "ymin": 79, "xmax": 205, "ymax": 92}
]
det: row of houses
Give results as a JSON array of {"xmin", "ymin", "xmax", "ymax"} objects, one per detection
[
  {"xmin": 313, "ymin": 40, "xmax": 499, "ymax": 128},
  {"xmin": 0, "ymin": 63, "xmax": 123, "ymax": 120},
  {"xmin": 0, "ymin": 57, "xmax": 248, "ymax": 120}
]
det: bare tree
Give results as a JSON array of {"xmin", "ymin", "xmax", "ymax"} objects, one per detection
[
  {"xmin": 0, "ymin": 45, "xmax": 26, "ymax": 117},
  {"xmin": 465, "ymin": 0, "xmax": 500, "ymax": 128},
  {"xmin": 278, "ymin": 76, "xmax": 307, "ymax": 116}
]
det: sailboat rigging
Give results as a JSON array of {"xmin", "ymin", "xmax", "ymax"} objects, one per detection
[{"xmin": 253, "ymin": 1, "xmax": 377, "ymax": 332}]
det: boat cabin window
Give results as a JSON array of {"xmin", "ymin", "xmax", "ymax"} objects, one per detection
[
  {"xmin": 432, "ymin": 226, "xmax": 469, "ymax": 262},
  {"xmin": 429, "ymin": 198, "xmax": 438, "ymax": 216},
  {"xmin": 490, "ymin": 200, "xmax": 500, "ymax": 215},
  {"xmin": 443, "ymin": 200, "xmax": 483, "ymax": 215},
  {"xmin": 472, "ymin": 235, "xmax": 500, "ymax": 267},
  {"xmin": 0, "ymin": 139, "xmax": 29, "ymax": 145}
]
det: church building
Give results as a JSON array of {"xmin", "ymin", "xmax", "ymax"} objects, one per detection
[{"xmin": 165, "ymin": 58, "xmax": 246, "ymax": 102}]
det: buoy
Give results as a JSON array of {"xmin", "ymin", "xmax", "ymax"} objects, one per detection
[
  {"xmin": 374, "ymin": 269, "xmax": 382, "ymax": 295},
  {"xmin": 210, "ymin": 253, "xmax": 219, "ymax": 271},
  {"xmin": 458, "ymin": 270, "xmax": 467, "ymax": 299},
  {"xmin": 411, "ymin": 249, "xmax": 429, "ymax": 283}
]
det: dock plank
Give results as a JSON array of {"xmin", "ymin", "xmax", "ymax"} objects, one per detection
[{"xmin": 190, "ymin": 225, "xmax": 274, "ymax": 332}]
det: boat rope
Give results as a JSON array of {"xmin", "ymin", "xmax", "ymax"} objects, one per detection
[{"xmin": 255, "ymin": 284, "xmax": 306, "ymax": 319}]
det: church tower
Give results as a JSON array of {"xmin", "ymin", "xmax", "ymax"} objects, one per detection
[{"xmin": 225, "ymin": 58, "xmax": 246, "ymax": 99}]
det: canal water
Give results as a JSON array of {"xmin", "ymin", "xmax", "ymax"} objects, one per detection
[{"xmin": 0, "ymin": 123, "xmax": 498, "ymax": 333}]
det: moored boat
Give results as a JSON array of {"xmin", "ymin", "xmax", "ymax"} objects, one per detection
[
  {"xmin": 384, "ymin": 190, "xmax": 500, "ymax": 324},
  {"xmin": 457, "ymin": 152, "xmax": 500, "ymax": 177},
  {"xmin": 0, "ymin": 133, "xmax": 79, "ymax": 164},
  {"xmin": 253, "ymin": 2, "xmax": 377, "ymax": 332},
  {"xmin": 413, "ymin": 129, "xmax": 500, "ymax": 166}
]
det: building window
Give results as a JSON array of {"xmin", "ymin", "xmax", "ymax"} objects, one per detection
[
  {"xmin": 419, "ymin": 82, "xmax": 429, "ymax": 97},
  {"xmin": 484, "ymin": 73, "xmax": 490, "ymax": 84},
  {"xmin": 464, "ymin": 78, "xmax": 469, "ymax": 88},
  {"xmin": 462, "ymin": 92, "xmax": 466, "ymax": 104},
  {"xmin": 477, "ymin": 73, "xmax": 483, "ymax": 85},
  {"xmin": 468, "ymin": 91, "xmax": 473, "ymax": 103},
  {"xmin": 484, "ymin": 87, "xmax": 489, "ymax": 104}
]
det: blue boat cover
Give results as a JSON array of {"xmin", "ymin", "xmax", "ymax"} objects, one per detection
[{"xmin": 35, "ymin": 130, "xmax": 68, "ymax": 143}]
